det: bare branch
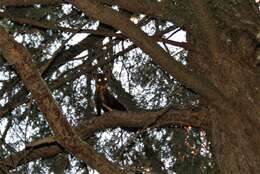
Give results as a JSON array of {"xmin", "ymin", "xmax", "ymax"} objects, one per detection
[{"xmin": 158, "ymin": 38, "xmax": 188, "ymax": 49}]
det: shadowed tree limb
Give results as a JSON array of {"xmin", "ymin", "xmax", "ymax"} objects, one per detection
[
  {"xmin": 0, "ymin": 44, "xmax": 137, "ymax": 119},
  {"xmin": 0, "ymin": 12, "xmax": 122, "ymax": 38},
  {"xmin": 0, "ymin": 0, "xmax": 62, "ymax": 6},
  {"xmin": 69, "ymin": 0, "xmax": 232, "ymax": 113},
  {"xmin": 100, "ymin": 0, "xmax": 176, "ymax": 22},
  {"xmin": 0, "ymin": 108, "xmax": 209, "ymax": 171},
  {"xmin": 0, "ymin": 27, "xmax": 125, "ymax": 174},
  {"xmin": 0, "ymin": 11, "xmax": 188, "ymax": 49}
]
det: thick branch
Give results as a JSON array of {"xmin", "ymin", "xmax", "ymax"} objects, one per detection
[
  {"xmin": 0, "ymin": 0, "xmax": 62, "ymax": 6},
  {"xmin": 0, "ymin": 11, "xmax": 188, "ymax": 49},
  {"xmin": 0, "ymin": 12, "xmax": 122, "ymax": 38},
  {"xmin": 102, "ymin": 0, "xmax": 175, "ymax": 22},
  {"xmin": 69, "ymin": 1, "xmax": 230, "ymax": 113},
  {"xmin": 0, "ymin": 43, "xmax": 137, "ymax": 119},
  {"xmin": 0, "ymin": 108, "xmax": 209, "ymax": 171},
  {"xmin": 0, "ymin": 27, "xmax": 125, "ymax": 174},
  {"xmin": 190, "ymin": 0, "xmax": 220, "ymax": 59},
  {"xmin": 0, "ymin": 24, "xmax": 116, "ymax": 119}
]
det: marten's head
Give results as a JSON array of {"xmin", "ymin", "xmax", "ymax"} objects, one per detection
[
  {"xmin": 95, "ymin": 73, "xmax": 108, "ymax": 87},
  {"xmin": 93, "ymin": 70, "xmax": 112, "ymax": 92},
  {"xmin": 93, "ymin": 71, "xmax": 112, "ymax": 93}
]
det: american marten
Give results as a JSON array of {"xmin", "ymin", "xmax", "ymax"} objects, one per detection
[{"xmin": 94, "ymin": 73, "xmax": 127, "ymax": 116}]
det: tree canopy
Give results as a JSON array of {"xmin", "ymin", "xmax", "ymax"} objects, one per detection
[{"xmin": 0, "ymin": 1, "xmax": 259, "ymax": 174}]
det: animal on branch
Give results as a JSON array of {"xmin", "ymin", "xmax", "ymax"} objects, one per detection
[{"xmin": 93, "ymin": 72, "xmax": 127, "ymax": 116}]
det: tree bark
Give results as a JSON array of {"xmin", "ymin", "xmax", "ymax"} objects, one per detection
[
  {"xmin": 0, "ymin": 27, "xmax": 125, "ymax": 174},
  {"xmin": 0, "ymin": 108, "xmax": 209, "ymax": 171},
  {"xmin": 212, "ymin": 111, "xmax": 260, "ymax": 174},
  {"xmin": 0, "ymin": 0, "xmax": 62, "ymax": 6},
  {"xmin": 69, "ymin": 0, "xmax": 230, "ymax": 116},
  {"xmin": 68, "ymin": 1, "xmax": 260, "ymax": 173},
  {"xmin": 1, "ymin": 0, "xmax": 260, "ymax": 173},
  {"xmin": 188, "ymin": 1, "xmax": 260, "ymax": 173}
]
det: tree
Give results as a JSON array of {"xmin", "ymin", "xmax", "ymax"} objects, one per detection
[{"xmin": 0, "ymin": 0, "xmax": 259, "ymax": 174}]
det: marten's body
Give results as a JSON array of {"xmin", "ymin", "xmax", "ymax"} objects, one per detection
[{"xmin": 94, "ymin": 74, "xmax": 127, "ymax": 116}]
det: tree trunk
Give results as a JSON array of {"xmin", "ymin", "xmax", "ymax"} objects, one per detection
[
  {"xmin": 1, "ymin": 0, "xmax": 259, "ymax": 173},
  {"xmin": 211, "ymin": 111, "xmax": 260, "ymax": 174},
  {"xmin": 186, "ymin": 1, "xmax": 260, "ymax": 173}
]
